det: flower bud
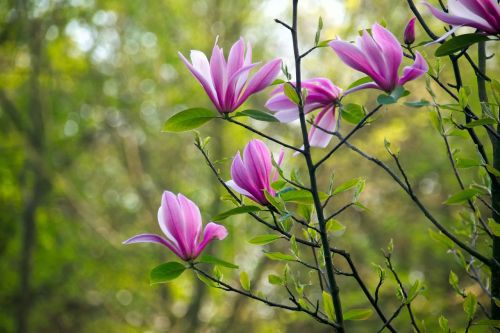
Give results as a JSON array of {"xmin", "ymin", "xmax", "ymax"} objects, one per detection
[{"xmin": 404, "ymin": 17, "xmax": 416, "ymax": 45}]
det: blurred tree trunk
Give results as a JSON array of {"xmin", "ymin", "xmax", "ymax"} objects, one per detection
[{"xmin": 17, "ymin": 11, "xmax": 47, "ymax": 333}]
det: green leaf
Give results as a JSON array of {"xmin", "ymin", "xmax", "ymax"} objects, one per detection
[
  {"xmin": 264, "ymin": 190, "xmax": 286, "ymax": 212},
  {"xmin": 488, "ymin": 218, "xmax": 500, "ymax": 237},
  {"xmin": 198, "ymin": 254, "xmax": 239, "ymax": 269},
  {"xmin": 317, "ymin": 39, "xmax": 333, "ymax": 47},
  {"xmin": 449, "ymin": 270, "xmax": 460, "ymax": 292},
  {"xmin": 435, "ymin": 33, "xmax": 490, "ymax": 57},
  {"xmin": 404, "ymin": 100, "xmax": 431, "ymax": 108},
  {"xmin": 150, "ymin": 262, "xmax": 186, "ymax": 284},
  {"xmin": 429, "ymin": 229, "xmax": 455, "ymax": 249},
  {"xmin": 458, "ymin": 87, "xmax": 469, "ymax": 109},
  {"xmin": 485, "ymin": 164, "xmax": 500, "ymax": 177},
  {"xmin": 377, "ymin": 94, "xmax": 396, "ymax": 105},
  {"xmin": 341, "ymin": 103, "xmax": 366, "ymax": 124},
  {"xmin": 438, "ymin": 315, "xmax": 449, "ymax": 333},
  {"xmin": 196, "ymin": 272, "xmax": 218, "ymax": 287},
  {"xmin": 347, "ymin": 76, "xmax": 373, "ymax": 90},
  {"xmin": 268, "ymin": 274, "xmax": 284, "ymax": 285},
  {"xmin": 162, "ymin": 108, "xmax": 217, "ymax": 132},
  {"xmin": 326, "ymin": 219, "xmax": 346, "ymax": 235},
  {"xmin": 237, "ymin": 109, "xmax": 279, "ymax": 122},
  {"xmin": 212, "ymin": 205, "xmax": 261, "ymax": 221},
  {"xmin": 463, "ymin": 293, "xmax": 477, "ymax": 321},
  {"xmin": 322, "ymin": 291, "xmax": 336, "ymax": 321},
  {"xmin": 272, "ymin": 79, "xmax": 286, "ymax": 85},
  {"xmin": 406, "ymin": 280, "xmax": 424, "ymax": 303},
  {"xmin": 443, "ymin": 188, "xmax": 481, "ymax": 205},
  {"xmin": 279, "ymin": 189, "xmax": 328, "ymax": 204},
  {"xmin": 284, "ymin": 82, "xmax": 300, "ymax": 105},
  {"xmin": 464, "ymin": 118, "xmax": 496, "ymax": 127},
  {"xmin": 391, "ymin": 86, "xmax": 410, "ymax": 100},
  {"xmin": 248, "ymin": 234, "xmax": 282, "ymax": 245},
  {"xmin": 344, "ymin": 308, "xmax": 373, "ymax": 321},
  {"xmin": 264, "ymin": 252, "xmax": 296, "ymax": 261},
  {"xmin": 239, "ymin": 271, "xmax": 251, "ymax": 291},
  {"xmin": 456, "ymin": 158, "xmax": 480, "ymax": 168},
  {"xmin": 333, "ymin": 178, "xmax": 362, "ymax": 195}
]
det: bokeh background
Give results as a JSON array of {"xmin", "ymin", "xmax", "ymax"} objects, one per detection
[{"xmin": 1, "ymin": 0, "xmax": 497, "ymax": 332}]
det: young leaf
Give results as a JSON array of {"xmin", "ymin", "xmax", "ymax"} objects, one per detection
[
  {"xmin": 150, "ymin": 262, "xmax": 186, "ymax": 284},
  {"xmin": 443, "ymin": 188, "xmax": 481, "ymax": 205},
  {"xmin": 438, "ymin": 315, "xmax": 449, "ymax": 332},
  {"xmin": 196, "ymin": 272, "xmax": 218, "ymax": 287},
  {"xmin": 341, "ymin": 103, "xmax": 366, "ymax": 124},
  {"xmin": 322, "ymin": 291, "xmax": 336, "ymax": 321},
  {"xmin": 347, "ymin": 76, "xmax": 373, "ymax": 90},
  {"xmin": 212, "ymin": 205, "xmax": 261, "ymax": 221},
  {"xmin": 248, "ymin": 234, "xmax": 282, "ymax": 245},
  {"xmin": 268, "ymin": 274, "xmax": 284, "ymax": 285},
  {"xmin": 326, "ymin": 219, "xmax": 346, "ymax": 236},
  {"xmin": 344, "ymin": 308, "xmax": 373, "ymax": 321},
  {"xmin": 240, "ymin": 271, "xmax": 251, "ymax": 291},
  {"xmin": 406, "ymin": 280, "xmax": 424, "ymax": 303},
  {"xmin": 237, "ymin": 109, "xmax": 279, "ymax": 122},
  {"xmin": 333, "ymin": 178, "xmax": 362, "ymax": 195},
  {"xmin": 280, "ymin": 189, "xmax": 328, "ymax": 204},
  {"xmin": 463, "ymin": 293, "xmax": 477, "ymax": 321},
  {"xmin": 404, "ymin": 100, "xmax": 431, "ymax": 108},
  {"xmin": 435, "ymin": 33, "xmax": 490, "ymax": 57},
  {"xmin": 162, "ymin": 108, "xmax": 217, "ymax": 132},
  {"xmin": 264, "ymin": 252, "xmax": 296, "ymax": 261},
  {"xmin": 284, "ymin": 82, "xmax": 300, "ymax": 105},
  {"xmin": 198, "ymin": 254, "xmax": 239, "ymax": 269},
  {"xmin": 488, "ymin": 218, "xmax": 500, "ymax": 237},
  {"xmin": 449, "ymin": 270, "xmax": 460, "ymax": 292}
]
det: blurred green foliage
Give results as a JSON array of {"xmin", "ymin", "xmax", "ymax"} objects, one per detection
[{"xmin": 0, "ymin": 0, "xmax": 497, "ymax": 332}]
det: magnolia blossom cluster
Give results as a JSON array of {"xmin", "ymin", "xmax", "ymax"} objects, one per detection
[{"xmin": 124, "ymin": 2, "xmax": 500, "ymax": 260}]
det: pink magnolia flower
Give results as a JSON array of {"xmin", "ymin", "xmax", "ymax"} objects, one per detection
[
  {"xmin": 265, "ymin": 78, "xmax": 342, "ymax": 148},
  {"xmin": 329, "ymin": 23, "xmax": 428, "ymax": 94},
  {"xmin": 179, "ymin": 37, "xmax": 282, "ymax": 113},
  {"xmin": 123, "ymin": 191, "xmax": 228, "ymax": 261},
  {"xmin": 423, "ymin": 0, "xmax": 500, "ymax": 36},
  {"xmin": 404, "ymin": 17, "xmax": 417, "ymax": 44},
  {"xmin": 227, "ymin": 139, "xmax": 283, "ymax": 205}
]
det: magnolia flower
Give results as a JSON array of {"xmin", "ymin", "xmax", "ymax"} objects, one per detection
[
  {"xmin": 179, "ymin": 37, "xmax": 282, "ymax": 113},
  {"xmin": 423, "ymin": 0, "xmax": 500, "ymax": 36},
  {"xmin": 123, "ymin": 191, "xmax": 228, "ymax": 261},
  {"xmin": 329, "ymin": 23, "xmax": 428, "ymax": 94},
  {"xmin": 227, "ymin": 139, "xmax": 283, "ymax": 205},
  {"xmin": 404, "ymin": 17, "xmax": 417, "ymax": 44},
  {"xmin": 265, "ymin": 78, "xmax": 342, "ymax": 148}
]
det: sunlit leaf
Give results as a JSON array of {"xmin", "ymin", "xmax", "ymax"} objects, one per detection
[
  {"xmin": 150, "ymin": 262, "xmax": 186, "ymax": 284},
  {"xmin": 162, "ymin": 108, "xmax": 217, "ymax": 132}
]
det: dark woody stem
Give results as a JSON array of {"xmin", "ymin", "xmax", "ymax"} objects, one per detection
[
  {"xmin": 195, "ymin": 141, "xmax": 397, "ymax": 331},
  {"xmin": 289, "ymin": 0, "xmax": 345, "ymax": 331}
]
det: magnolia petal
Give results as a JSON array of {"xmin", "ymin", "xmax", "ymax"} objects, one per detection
[
  {"xmin": 236, "ymin": 58, "xmax": 281, "ymax": 109},
  {"xmin": 159, "ymin": 191, "xmax": 190, "ymax": 257},
  {"xmin": 123, "ymin": 233, "xmax": 185, "ymax": 260},
  {"xmin": 179, "ymin": 51, "xmax": 221, "ymax": 111},
  {"xmin": 398, "ymin": 51, "xmax": 428, "ymax": 86},
  {"xmin": 329, "ymin": 40, "xmax": 384, "ymax": 85},
  {"xmin": 195, "ymin": 222, "xmax": 228, "ymax": 258},
  {"xmin": 309, "ymin": 106, "xmax": 337, "ymax": 148},
  {"xmin": 343, "ymin": 82, "xmax": 382, "ymax": 95},
  {"xmin": 225, "ymin": 180, "xmax": 258, "ymax": 202},
  {"xmin": 177, "ymin": 193, "xmax": 203, "ymax": 254},
  {"xmin": 243, "ymin": 139, "xmax": 273, "ymax": 195},
  {"xmin": 371, "ymin": 23, "xmax": 403, "ymax": 91},
  {"xmin": 423, "ymin": 1, "xmax": 495, "ymax": 33},
  {"xmin": 230, "ymin": 152, "xmax": 262, "ymax": 201}
]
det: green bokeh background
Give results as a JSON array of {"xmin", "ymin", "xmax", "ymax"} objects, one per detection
[{"xmin": 0, "ymin": 0, "xmax": 497, "ymax": 332}]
